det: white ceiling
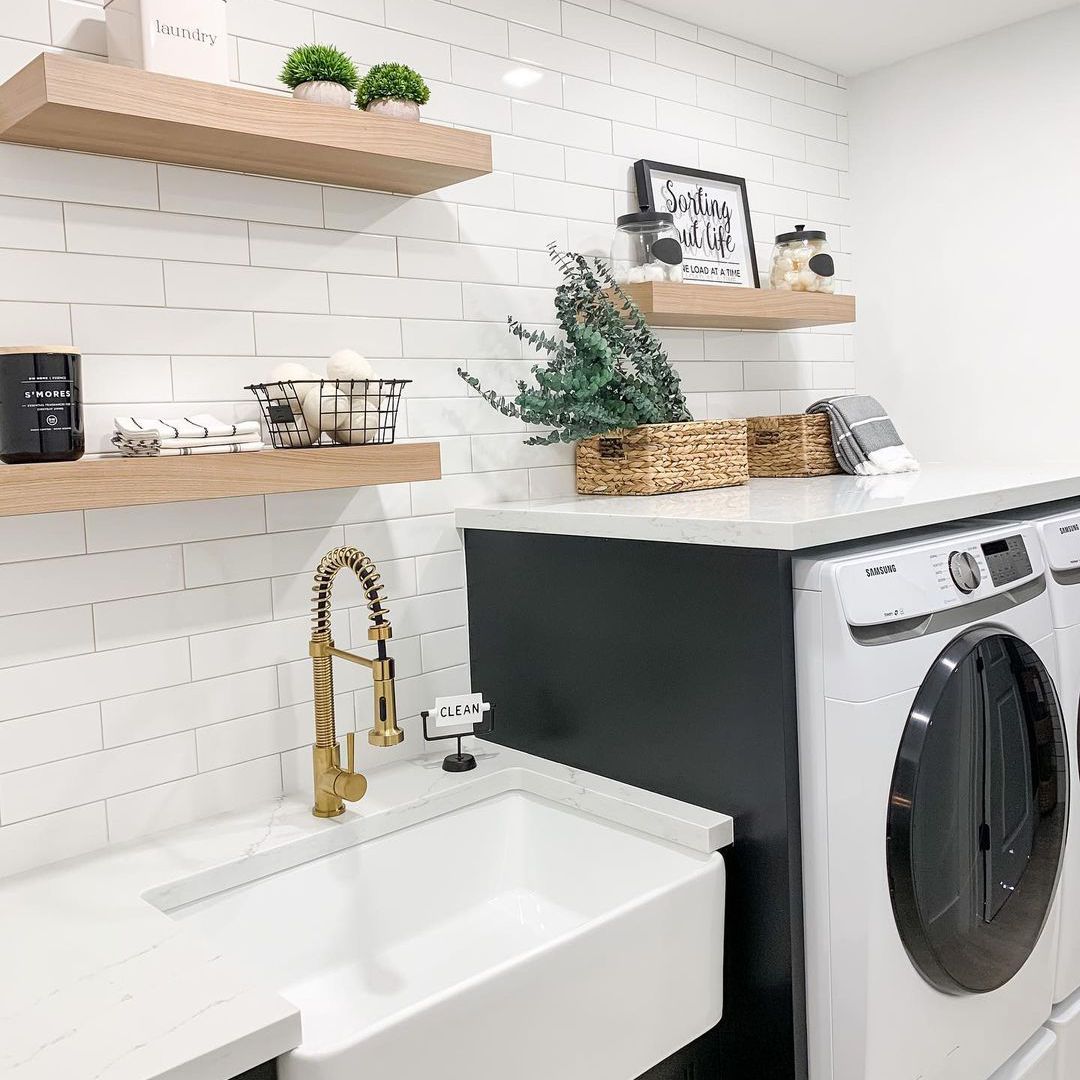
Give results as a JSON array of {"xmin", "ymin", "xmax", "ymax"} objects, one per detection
[{"xmin": 639, "ymin": 0, "xmax": 1078, "ymax": 75}]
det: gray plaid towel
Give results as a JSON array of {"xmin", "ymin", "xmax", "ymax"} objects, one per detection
[{"xmin": 807, "ymin": 395, "xmax": 919, "ymax": 475}]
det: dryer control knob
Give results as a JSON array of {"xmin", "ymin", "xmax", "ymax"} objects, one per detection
[{"xmin": 948, "ymin": 550, "xmax": 982, "ymax": 594}]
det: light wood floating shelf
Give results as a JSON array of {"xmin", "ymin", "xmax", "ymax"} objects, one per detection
[
  {"xmin": 609, "ymin": 283, "xmax": 856, "ymax": 330},
  {"xmin": 0, "ymin": 54, "xmax": 492, "ymax": 194},
  {"xmin": 0, "ymin": 443, "xmax": 441, "ymax": 517}
]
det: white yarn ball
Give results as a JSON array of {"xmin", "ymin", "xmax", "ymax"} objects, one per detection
[
  {"xmin": 335, "ymin": 407, "xmax": 383, "ymax": 445},
  {"xmin": 269, "ymin": 362, "xmax": 318, "ymax": 384},
  {"xmin": 301, "ymin": 384, "xmax": 350, "ymax": 430},
  {"xmin": 327, "ymin": 349, "xmax": 377, "ymax": 382}
]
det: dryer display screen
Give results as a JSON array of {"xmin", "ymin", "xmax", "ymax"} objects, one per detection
[{"xmin": 981, "ymin": 534, "xmax": 1032, "ymax": 587}]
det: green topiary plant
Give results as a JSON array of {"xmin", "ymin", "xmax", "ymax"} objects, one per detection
[
  {"xmin": 280, "ymin": 43, "xmax": 359, "ymax": 91},
  {"xmin": 357, "ymin": 62, "xmax": 431, "ymax": 108},
  {"xmin": 459, "ymin": 244, "xmax": 691, "ymax": 446}
]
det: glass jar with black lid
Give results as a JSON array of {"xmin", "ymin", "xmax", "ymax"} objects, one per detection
[
  {"xmin": 769, "ymin": 224, "xmax": 836, "ymax": 293},
  {"xmin": 0, "ymin": 346, "xmax": 84, "ymax": 464},
  {"xmin": 611, "ymin": 210, "xmax": 684, "ymax": 285}
]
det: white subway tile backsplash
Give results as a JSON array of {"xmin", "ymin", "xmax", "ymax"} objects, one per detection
[
  {"xmin": 254, "ymin": 312, "xmax": 401, "ymax": 357},
  {"xmin": 0, "ymin": 512, "xmax": 85, "ymax": 564},
  {"xmin": 450, "ymin": 47, "xmax": 561, "ymax": 106},
  {"xmin": 86, "ymin": 496, "xmax": 265, "ymax": 552},
  {"xmin": 656, "ymin": 101, "xmax": 736, "ymax": 145},
  {"xmin": 72, "ymin": 305, "xmax": 255, "ymax": 354},
  {"xmin": 655, "ymin": 33, "xmax": 733, "ymax": 82},
  {"xmin": 512, "ymin": 100, "xmax": 612, "ymax": 153},
  {"xmin": 0, "ymin": 804, "xmax": 107, "ymax": 878},
  {"xmin": 159, "ymin": 166, "xmax": 323, "ymax": 227},
  {"xmin": 249, "ymin": 223, "xmax": 397, "ymax": 276},
  {"xmin": 82, "ymin": 354, "xmax": 174, "ymax": 404},
  {"xmin": 563, "ymin": 76, "xmax": 656, "ymax": 127},
  {"xmin": 0, "ymin": 3, "xmax": 850, "ymax": 858},
  {"xmin": 0, "ymin": 640, "xmax": 190, "ymax": 723},
  {"xmin": 102, "ymin": 668, "xmax": 279, "ymax": 747},
  {"xmin": 64, "ymin": 204, "xmax": 250, "ymax": 264},
  {"xmin": 313, "ymin": 14, "xmax": 448, "ymax": 79},
  {"xmin": 0, "ymin": 704, "xmax": 102, "ymax": 775},
  {"xmin": 509, "ymin": 25, "xmax": 610, "ymax": 81},
  {"xmin": 328, "ymin": 275, "xmax": 462, "ymax": 319},
  {"xmin": 106, "ymin": 754, "xmax": 282, "ymax": 844},
  {"xmin": 563, "ymin": 4, "xmax": 653, "ymax": 60},
  {"xmin": 165, "ymin": 263, "xmax": 329, "ymax": 314},
  {"xmin": 0, "ymin": 145, "xmax": 158, "ymax": 209},
  {"xmin": 184, "ymin": 526, "xmax": 345, "ymax": 588},
  {"xmin": 771, "ymin": 99, "xmax": 836, "ymax": 140},
  {"xmin": 0, "ymin": 547, "xmax": 184, "ymax": 617},
  {"xmin": 0, "ymin": 250, "xmax": 163, "ymax": 306},
  {"xmin": 0, "ymin": 732, "xmax": 197, "ymax": 823},
  {"xmin": 388, "ymin": 0, "xmax": 507, "ymax": 54},
  {"xmin": 0, "ymin": 195, "xmax": 65, "ymax": 250},
  {"xmin": 94, "ymin": 579, "xmax": 273, "ymax": 650},
  {"xmin": 804, "ymin": 80, "xmax": 848, "ymax": 115},
  {"xmin": 0, "ymin": 607, "xmax": 95, "ymax": 670}
]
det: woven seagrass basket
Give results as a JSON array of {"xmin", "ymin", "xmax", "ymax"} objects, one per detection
[
  {"xmin": 746, "ymin": 413, "xmax": 841, "ymax": 478},
  {"xmin": 575, "ymin": 420, "xmax": 749, "ymax": 496}
]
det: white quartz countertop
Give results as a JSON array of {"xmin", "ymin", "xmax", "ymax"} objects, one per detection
[
  {"xmin": 455, "ymin": 464, "xmax": 1080, "ymax": 551},
  {"xmin": 0, "ymin": 744, "xmax": 731, "ymax": 1080}
]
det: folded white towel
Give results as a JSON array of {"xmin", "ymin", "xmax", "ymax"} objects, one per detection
[
  {"xmin": 115, "ymin": 432, "xmax": 263, "ymax": 451},
  {"xmin": 114, "ymin": 414, "xmax": 260, "ymax": 440},
  {"xmin": 112, "ymin": 439, "xmax": 265, "ymax": 458}
]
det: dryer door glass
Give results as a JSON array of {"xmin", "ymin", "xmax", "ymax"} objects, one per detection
[{"xmin": 887, "ymin": 629, "xmax": 1067, "ymax": 995}]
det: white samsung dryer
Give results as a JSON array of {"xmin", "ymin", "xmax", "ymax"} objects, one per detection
[
  {"xmin": 794, "ymin": 522, "xmax": 1068, "ymax": 1080},
  {"xmin": 982, "ymin": 501, "xmax": 1080, "ymax": 1079}
]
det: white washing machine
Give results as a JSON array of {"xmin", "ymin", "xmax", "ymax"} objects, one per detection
[
  {"xmin": 982, "ymin": 501, "xmax": 1080, "ymax": 1079},
  {"xmin": 794, "ymin": 522, "xmax": 1068, "ymax": 1080},
  {"xmin": 989, "ymin": 1029, "xmax": 1058, "ymax": 1080}
]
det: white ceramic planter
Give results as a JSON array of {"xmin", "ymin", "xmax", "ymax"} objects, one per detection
[
  {"xmin": 104, "ymin": 0, "xmax": 229, "ymax": 84},
  {"xmin": 292, "ymin": 81, "xmax": 354, "ymax": 109},
  {"xmin": 364, "ymin": 98, "xmax": 421, "ymax": 121}
]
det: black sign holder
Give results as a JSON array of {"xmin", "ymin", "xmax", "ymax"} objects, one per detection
[{"xmin": 421, "ymin": 705, "xmax": 496, "ymax": 772}]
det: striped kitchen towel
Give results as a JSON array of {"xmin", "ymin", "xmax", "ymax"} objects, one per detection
[
  {"xmin": 113, "ymin": 414, "xmax": 260, "ymax": 440},
  {"xmin": 807, "ymin": 396, "xmax": 919, "ymax": 476}
]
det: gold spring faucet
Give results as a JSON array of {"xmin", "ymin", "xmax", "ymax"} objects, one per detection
[{"xmin": 309, "ymin": 546, "xmax": 403, "ymax": 818}]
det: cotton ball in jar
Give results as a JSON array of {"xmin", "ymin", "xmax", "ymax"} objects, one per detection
[
  {"xmin": 643, "ymin": 262, "xmax": 666, "ymax": 282},
  {"xmin": 302, "ymin": 384, "xmax": 351, "ymax": 431}
]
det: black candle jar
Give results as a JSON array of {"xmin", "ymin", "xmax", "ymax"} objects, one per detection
[{"xmin": 0, "ymin": 346, "xmax": 84, "ymax": 464}]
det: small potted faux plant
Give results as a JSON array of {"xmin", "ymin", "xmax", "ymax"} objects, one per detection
[
  {"xmin": 357, "ymin": 62, "xmax": 430, "ymax": 121},
  {"xmin": 459, "ymin": 245, "xmax": 750, "ymax": 496},
  {"xmin": 280, "ymin": 43, "xmax": 359, "ymax": 108}
]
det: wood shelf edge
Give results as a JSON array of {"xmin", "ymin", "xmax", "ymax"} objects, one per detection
[
  {"xmin": 606, "ymin": 283, "xmax": 856, "ymax": 330},
  {"xmin": 0, "ymin": 443, "xmax": 442, "ymax": 518}
]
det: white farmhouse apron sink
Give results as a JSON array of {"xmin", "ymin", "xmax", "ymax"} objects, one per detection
[{"xmin": 162, "ymin": 790, "xmax": 726, "ymax": 1080}]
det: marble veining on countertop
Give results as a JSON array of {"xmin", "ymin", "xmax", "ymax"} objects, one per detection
[
  {"xmin": 455, "ymin": 463, "xmax": 1080, "ymax": 551},
  {"xmin": 0, "ymin": 744, "xmax": 732, "ymax": 1080}
]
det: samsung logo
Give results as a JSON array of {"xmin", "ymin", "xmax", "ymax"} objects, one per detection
[
  {"xmin": 1061, "ymin": 524, "xmax": 1080, "ymax": 535},
  {"xmin": 865, "ymin": 564, "xmax": 897, "ymax": 577}
]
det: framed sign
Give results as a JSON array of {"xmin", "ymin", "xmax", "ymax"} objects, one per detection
[{"xmin": 634, "ymin": 160, "xmax": 759, "ymax": 288}]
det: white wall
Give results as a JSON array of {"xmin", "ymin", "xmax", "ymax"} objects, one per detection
[
  {"xmin": 0, "ymin": 0, "xmax": 852, "ymax": 876},
  {"xmin": 850, "ymin": 4, "xmax": 1080, "ymax": 464}
]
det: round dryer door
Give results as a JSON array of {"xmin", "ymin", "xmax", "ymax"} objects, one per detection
[{"xmin": 887, "ymin": 627, "xmax": 1068, "ymax": 995}]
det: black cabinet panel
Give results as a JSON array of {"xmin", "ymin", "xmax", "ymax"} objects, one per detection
[{"xmin": 465, "ymin": 529, "xmax": 805, "ymax": 1080}]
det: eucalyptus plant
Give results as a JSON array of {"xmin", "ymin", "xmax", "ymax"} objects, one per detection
[
  {"xmin": 279, "ymin": 43, "xmax": 359, "ymax": 91},
  {"xmin": 459, "ymin": 245, "xmax": 691, "ymax": 446}
]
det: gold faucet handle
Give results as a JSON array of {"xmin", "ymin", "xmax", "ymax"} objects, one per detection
[{"xmin": 346, "ymin": 730, "xmax": 355, "ymax": 774}]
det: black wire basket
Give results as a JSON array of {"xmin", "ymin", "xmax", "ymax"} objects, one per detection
[{"xmin": 246, "ymin": 379, "xmax": 410, "ymax": 449}]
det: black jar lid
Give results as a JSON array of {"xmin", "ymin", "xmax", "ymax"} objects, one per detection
[
  {"xmin": 617, "ymin": 211, "xmax": 675, "ymax": 227},
  {"xmin": 0, "ymin": 344, "xmax": 80, "ymax": 356},
  {"xmin": 775, "ymin": 224, "xmax": 827, "ymax": 243}
]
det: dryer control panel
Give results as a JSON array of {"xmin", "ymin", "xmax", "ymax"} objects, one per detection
[{"xmin": 835, "ymin": 529, "xmax": 1042, "ymax": 627}]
